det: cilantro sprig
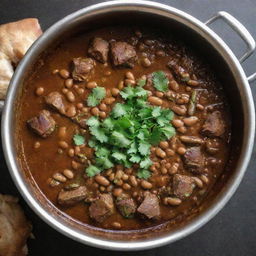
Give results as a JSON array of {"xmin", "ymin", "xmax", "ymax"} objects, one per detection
[
  {"xmin": 73, "ymin": 134, "xmax": 85, "ymax": 146},
  {"xmin": 87, "ymin": 86, "xmax": 106, "ymax": 107},
  {"xmin": 85, "ymin": 82, "xmax": 175, "ymax": 178},
  {"xmin": 152, "ymin": 71, "xmax": 169, "ymax": 92}
]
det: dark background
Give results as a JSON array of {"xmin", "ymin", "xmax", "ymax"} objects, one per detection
[{"xmin": 1, "ymin": 0, "xmax": 256, "ymax": 255}]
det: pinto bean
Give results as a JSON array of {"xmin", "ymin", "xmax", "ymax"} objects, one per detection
[
  {"xmin": 125, "ymin": 79, "xmax": 136, "ymax": 86},
  {"xmin": 53, "ymin": 173, "xmax": 67, "ymax": 183},
  {"xmin": 169, "ymin": 80, "xmax": 179, "ymax": 91},
  {"xmin": 192, "ymin": 177, "xmax": 203, "ymax": 188},
  {"xmin": 125, "ymin": 71, "xmax": 135, "ymax": 80},
  {"xmin": 129, "ymin": 176, "xmax": 138, "ymax": 187},
  {"xmin": 156, "ymin": 148, "xmax": 166, "ymax": 158},
  {"xmin": 113, "ymin": 188, "xmax": 123, "ymax": 197},
  {"xmin": 166, "ymin": 148, "xmax": 175, "ymax": 156},
  {"xmin": 118, "ymin": 80, "xmax": 124, "ymax": 90},
  {"xmin": 171, "ymin": 105, "xmax": 187, "ymax": 115},
  {"xmin": 123, "ymin": 183, "xmax": 131, "ymax": 190},
  {"xmin": 65, "ymin": 78, "xmax": 73, "ymax": 88},
  {"xmin": 66, "ymin": 91, "xmax": 75, "ymax": 102},
  {"xmin": 95, "ymin": 175, "xmax": 110, "ymax": 186},
  {"xmin": 59, "ymin": 69, "xmax": 70, "ymax": 79},
  {"xmin": 104, "ymin": 97, "xmax": 115, "ymax": 105},
  {"xmin": 99, "ymin": 103, "xmax": 107, "ymax": 111},
  {"xmin": 35, "ymin": 87, "xmax": 44, "ymax": 96},
  {"xmin": 141, "ymin": 57, "xmax": 151, "ymax": 67},
  {"xmin": 172, "ymin": 119, "xmax": 184, "ymax": 128},
  {"xmin": 141, "ymin": 180, "xmax": 153, "ymax": 189},
  {"xmin": 87, "ymin": 81, "xmax": 97, "ymax": 89},
  {"xmin": 155, "ymin": 91, "xmax": 164, "ymax": 98},
  {"xmin": 169, "ymin": 163, "xmax": 179, "ymax": 174},
  {"xmin": 148, "ymin": 96, "xmax": 162, "ymax": 106},
  {"xmin": 99, "ymin": 111, "xmax": 106, "ymax": 119},
  {"xmin": 65, "ymin": 106, "xmax": 76, "ymax": 117},
  {"xmin": 91, "ymin": 107, "xmax": 100, "ymax": 116},
  {"xmin": 187, "ymin": 79, "xmax": 199, "ymax": 86},
  {"xmin": 165, "ymin": 197, "xmax": 182, "ymax": 206},
  {"xmin": 63, "ymin": 169, "xmax": 74, "ymax": 179},
  {"xmin": 58, "ymin": 141, "xmax": 68, "ymax": 149},
  {"xmin": 179, "ymin": 136, "xmax": 203, "ymax": 145},
  {"xmin": 159, "ymin": 141, "xmax": 169, "ymax": 149},
  {"xmin": 177, "ymin": 147, "xmax": 186, "ymax": 155},
  {"xmin": 58, "ymin": 126, "xmax": 67, "ymax": 138},
  {"xmin": 183, "ymin": 116, "xmax": 198, "ymax": 126},
  {"xmin": 111, "ymin": 88, "xmax": 120, "ymax": 96}
]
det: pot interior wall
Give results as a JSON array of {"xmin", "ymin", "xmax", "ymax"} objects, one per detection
[{"xmin": 15, "ymin": 10, "xmax": 244, "ymax": 242}]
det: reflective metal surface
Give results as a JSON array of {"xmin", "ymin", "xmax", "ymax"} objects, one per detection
[{"xmin": 1, "ymin": 0, "xmax": 255, "ymax": 250}]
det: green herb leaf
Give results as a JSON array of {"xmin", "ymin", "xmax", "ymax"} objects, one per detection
[
  {"xmin": 86, "ymin": 116, "xmax": 100, "ymax": 127},
  {"xmin": 152, "ymin": 71, "xmax": 169, "ymax": 92},
  {"xmin": 112, "ymin": 103, "xmax": 127, "ymax": 118},
  {"xmin": 89, "ymin": 126, "xmax": 108, "ymax": 143},
  {"xmin": 86, "ymin": 165, "xmax": 101, "ymax": 177},
  {"xmin": 140, "ymin": 157, "xmax": 152, "ymax": 169},
  {"xmin": 73, "ymin": 134, "xmax": 85, "ymax": 146},
  {"xmin": 87, "ymin": 86, "xmax": 106, "ymax": 107},
  {"xmin": 138, "ymin": 141, "xmax": 151, "ymax": 156},
  {"xmin": 137, "ymin": 79, "xmax": 146, "ymax": 87},
  {"xmin": 137, "ymin": 169, "xmax": 151, "ymax": 179}
]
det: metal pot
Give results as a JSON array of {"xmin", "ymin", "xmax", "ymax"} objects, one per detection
[{"xmin": 1, "ymin": 0, "xmax": 255, "ymax": 251}]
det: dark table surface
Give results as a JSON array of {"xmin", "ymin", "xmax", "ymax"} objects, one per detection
[{"xmin": 1, "ymin": 0, "xmax": 256, "ymax": 255}]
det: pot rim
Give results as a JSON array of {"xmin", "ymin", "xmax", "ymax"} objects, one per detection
[{"xmin": 2, "ymin": 0, "xmax": 255, "ymax": 251}]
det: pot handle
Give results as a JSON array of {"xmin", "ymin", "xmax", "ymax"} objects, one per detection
[{"xmin": 205, "ymin": 11, "xmax": 255, "ymax": 63}]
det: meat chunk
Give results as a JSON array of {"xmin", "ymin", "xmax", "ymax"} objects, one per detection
[
  {"xmin": 45, "ymin": 91, "xmax": 66, "ymax": 114},
  {"xmin": 0, "ymin": 194, "xmax": 32, "ymax": 256},
  {"xmin": 116, "ymin": 197, "xmax": 136, "ymax": 218},
  {"xmin": 58, "ymin": 186, "xmax": 88, "ymax": 206},
  {"xmin": 110, "ymin": 41, "xmax": 137, "ymax": 68},
  {"xmin": 88, "ymin": 37, "xmax": 109, "ymax": 63},
  {"xmin": 183, "ymin": 147, "xmax": 204, "ymax": 173},
  {"xmin": 89, "ymin": 194, "xmax": 114, "ymax": 222},
  {"xmin": 167, "ymin": 59, "xmax": 189, "ymax": 80},
  {"xmin": 27, "ymin": 110, "xmax": 55, "ymax": 138},
  {"xmin": 137, "ymin": 193, "xmax": 160, "ymax": 219},
  {"xmin": 201, "ymin": 111, "xmax": 225, "ymax": 137},
  {"xmin": 72, "ymin": 57, "xmax": 95, "ymax": 81},
  {"xmin": 173, "ymin": 174, "xmax": 195, "ymax": 199}
]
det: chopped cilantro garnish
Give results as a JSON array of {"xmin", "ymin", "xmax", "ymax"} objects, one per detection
[
  {"xmin": 152, "ymin": 71, "xmax": 169, "ymax": 92},
  {"xmin": 137, "ymin": 169, "xmax": 151, "ymax": 179},
  {"xmin": 73, "ymin": 134, "xmax": 85, "ymax": 146},
  {"xmin": 87, "ymin": 86, "xmax": 106, "ymax": 107},
  {"xmin": 85, "ymin": 84, "xmax": 176, "ymax": 178}
]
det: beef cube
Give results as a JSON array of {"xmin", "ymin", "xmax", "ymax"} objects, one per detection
[
  {"xmin": 183, "ymin": 147, "xmax": 204, "ymax": 173},
  {"xmin": 27, "ymin": 110, "xmax": 55, "ymax": 138},
  {"xmin": 137, "ymin": 193, "xmax": 160, "ymax": 219},
  {"xmin": 88, "ymin": 37, "xmax": 109, "ymax": 63},
  {"xmin": 116, "ymin": 197, "xmax": 136, "ymax": 218},
  {"xmin": 201, "ymin": 111, "xmax": 225, "ymax": 137},
  {"xmin": 72, "ymin": 57, "xmax": 95, "ymax": 81},
  {"xmin": 173, "ymin": 174, "xmax": 195, "ymax": 199},
  {"xmin": 89, "ymin": 194, "xmax": 114, "ymax": 222},
  {"xmin": 45, "ymin": 91, "xmax": 66, "ymax": 115},
  {"xmin": 58, "ymin": 186, "xmax": 88, "ymax": 206},
  {"xmin": 110, "ymin": 41, "xmax": 137, "ymax": 68}
]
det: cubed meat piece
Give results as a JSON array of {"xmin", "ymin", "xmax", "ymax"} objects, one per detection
[
  {"xmin": 173, "ymin": 174, "xmax": 195, "ymax": 199},
  {"xmin": 72, "ymin": 57, "xmax": 95, "ymax": 81},
  {"xmin": 27, "ymin": 110, "xmax": 55, "ymax": 138},
  {"xmin": 201, "ymin": 111, "xmax": 225, "ymax": 137},
  {"xmin": 45, "ymin": 91, "xmax": 66, "ymax": 114},
  {"xmin": 58, "ymin": 186, "xmax": 88, "ymax": 206},
  {"xmin": 116, "ymin": 197, "xmax": 136, "ymax": 218},
  {"xmin": 110, "ymin": 41, "xmax": 137, "ymax": 68},
  {"xmin": 89, "ymin": 194, "xmax": 114, "ymax": 223},
  {"xmin": 88, "ymin": 37, "xmax": 109, "ymax": 63},
  {"xmin": 183, "ymin": 147, "xmax": 204, "ymax": 173},
  {"xmin": 137, "ymin": 193, "xmax": 160, "ymax": 219}
]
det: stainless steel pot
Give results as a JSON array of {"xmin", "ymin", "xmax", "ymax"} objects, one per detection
[{"xmin": 1, "ymin": 0, "xmax": 255, "ymax": 251}]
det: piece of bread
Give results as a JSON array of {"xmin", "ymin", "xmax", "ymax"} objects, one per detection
[
  {"xmin": 0, "ymin": 18, "xmax": 42, "ymax": 99},
  {"xmin": 0, "ymin": 194, "xmax": 32, "ymax": 256}
]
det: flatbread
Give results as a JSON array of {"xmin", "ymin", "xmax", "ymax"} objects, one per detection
[
  {"xmin": 0, "ymin": 195, "xmax": 32, "ymax": 256},
  {"xmin": 0, "ymin": 18, "xmax": 42, "ymax": 99}
]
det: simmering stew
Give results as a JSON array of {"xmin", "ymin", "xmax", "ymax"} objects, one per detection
[{"xmin": 17, "ymin": 27, "xmax": 231, "ymax": 231}]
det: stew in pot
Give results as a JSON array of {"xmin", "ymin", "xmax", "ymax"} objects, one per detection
[{"xmin": 17, "ymin": 27, "xmax": 231, "ymax": 231}]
